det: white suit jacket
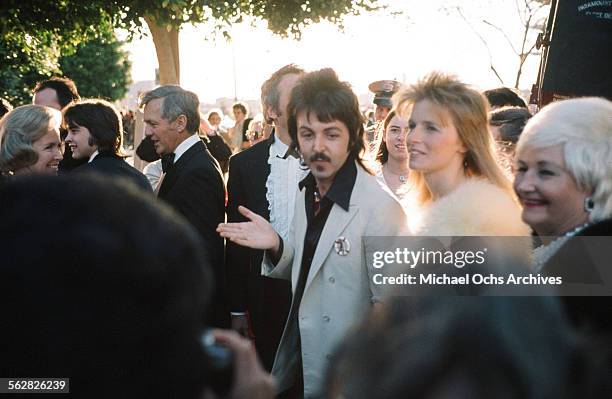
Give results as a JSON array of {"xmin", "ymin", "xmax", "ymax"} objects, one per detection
[{"xmin": 262, "ymin": 162, "xmax": 408, "ymax": 398}]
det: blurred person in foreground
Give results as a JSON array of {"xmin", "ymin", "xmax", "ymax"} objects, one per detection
[
  {"xmin": 32, "ymin": 76, "xmax": 85, "ymax": 172},
  {"xmin": 219, "ymin": 68, "xmax": 407, "ymax": 398},
  {"xmin": 514, "ymin": 97, "xmax": 612, "ymax": 333},
  {"xmin": 63, "ymin": 99, "xmax": 151, "ymax": 193},
  {"xmin": 0, "ymin": 105, "xmax": 63, "ymax": 178},
  {"xmin": 374, "ymin": 109, "xmax": 411, "ymax": 200},
  {"xmin": 0, "ymin": 174, "xmax": 275, "ymax": 399},
  {"xmin": 325, "ymin": 294, "xmax": 581, "ymax": 399}
]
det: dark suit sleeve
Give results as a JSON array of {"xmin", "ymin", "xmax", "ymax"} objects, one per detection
[
  {"xmin": 165, "ymin": 164, "xmax": 226, "ymax": 320},
  {"xmin": 166, "ymin": 167, "xmax": 225, "ymax": 259},
  {"xmin": 225, "ymin": 155, "xmax": 251, "ymax": 312}
]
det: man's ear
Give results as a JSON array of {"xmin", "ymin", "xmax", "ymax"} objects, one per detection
[
  {"xmin": 174, "ymin": 114, "xmax": 187, "ymax": 133},
  {"xmin": 267, "ymin": 105, "xmax": 278, "ymax": 121}
]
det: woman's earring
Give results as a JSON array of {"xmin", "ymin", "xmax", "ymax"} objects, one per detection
[{"xmin": 584, "ymin": 197, "xmax": 594, "ymax": 212}]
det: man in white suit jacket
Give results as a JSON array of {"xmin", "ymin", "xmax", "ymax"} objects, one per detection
[{"xmin": 218, "ymin": 68, "xmax": 407, "ymax": 398}]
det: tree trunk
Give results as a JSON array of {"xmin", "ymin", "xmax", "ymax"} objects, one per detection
[{"xmin": 144, "ymin": 16, "xmax": 180, "ymax": 85}]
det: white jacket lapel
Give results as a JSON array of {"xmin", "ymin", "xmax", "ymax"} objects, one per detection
[{"xmin": 304, "ymin": 203, "xmax": 359, "ymax": 291}]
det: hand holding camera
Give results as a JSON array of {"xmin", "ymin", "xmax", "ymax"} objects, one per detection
[{"xmin": 203, "ymin": 329, "xmax": 275, "ymax": 399}]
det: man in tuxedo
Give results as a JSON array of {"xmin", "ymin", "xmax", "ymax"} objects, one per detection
[
  {"xmin": 141, "ymin": 85, "xmax": 227, "ymax": 327},
  {"xmin": 225, "ymin": 64, "xmax": 306, "ymax": 371},
  {"xmin": 32, "ymin": 77, "xmax": 87, "ymax": 172},
  {"xmin": 63, "ymin": 99, "xmax": 151, "ymax": 193},
  {"xmin": 218, "ymin": 68, "xmax": 407, "ymax": 397}
]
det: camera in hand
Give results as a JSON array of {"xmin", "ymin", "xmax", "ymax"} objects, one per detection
[{"xmin": 201, "ymin": 329, "xmax": 234, "ymax": 397}]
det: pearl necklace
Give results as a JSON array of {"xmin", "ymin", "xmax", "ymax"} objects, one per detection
[{"xmin": 532, "ymin": 222, "xmax": 591, "ymax": 272}]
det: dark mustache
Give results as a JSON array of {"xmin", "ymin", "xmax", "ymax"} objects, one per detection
[{"xmin": 309, "ymin": 153, "xmax": 331, "ymax": 162}]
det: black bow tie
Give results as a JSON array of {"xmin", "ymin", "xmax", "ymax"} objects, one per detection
[{"xmin": 161, "ymin": 153, "xmax": 175, "ymax": 173}]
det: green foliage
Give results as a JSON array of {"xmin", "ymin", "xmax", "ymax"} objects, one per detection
[
  {"xmin": 59, "ymin": 33, "xmax": 132, "ymax": 101},
  {"xmin": 1, "ymin": 0, "xmax": 381, "ymax": 42},
  {"xmin": 0, "ymin": 0, "xmax": 380, "ymax": 104},
  {"xmin": 0, "ymin": 1, "xmax": 114, "ymax": 53},
  {"xmin": 116, "ymin": 0, "xmax": 382, "ymax": 39},
  {"xmin": 0, "ymin": 29, "xmax": 131, "ymax": 106},
  {"xmin": 0, "ymin": 1, "xmax": 120, "ymax": 105},
  {"xmin": 0, "ymin": 33, "xmax": 61, "ymax": 106}
]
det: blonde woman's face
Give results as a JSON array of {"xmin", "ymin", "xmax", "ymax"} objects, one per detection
[
  {"xmin": 30, "ymin": 126, "xmax": 63, "ymax": 174},
  {"xmin": 407, "ymin": 100, "xmax": 466, "ymax": 174}
]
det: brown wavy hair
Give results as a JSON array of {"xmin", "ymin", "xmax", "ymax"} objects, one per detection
[{"xmin": 287, "ymin": 68, "xmax": 371, "ymax": 173}]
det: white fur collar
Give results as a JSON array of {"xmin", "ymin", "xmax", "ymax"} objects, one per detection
[{"xmin": 410, "ymin": 179, "xmax": 530, "ymax": 236}]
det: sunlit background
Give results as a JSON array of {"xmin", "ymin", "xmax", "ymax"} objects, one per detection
[{"xmin": 120, "ymin": 0, "xmax": 548, "ymax": 109}]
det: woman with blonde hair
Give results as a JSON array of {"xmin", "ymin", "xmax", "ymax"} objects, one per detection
[
  {"xmin": 394, "ymin": 72, "xmax": 529, "ymax": 236},
  {"xmin": 0, "ymin": 105, "xmax": 63, "ymax": 177}
]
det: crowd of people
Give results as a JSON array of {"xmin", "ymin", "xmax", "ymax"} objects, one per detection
[{"xmin": 1, "ymin": 65, "xmax": 611, "ymax": 399}]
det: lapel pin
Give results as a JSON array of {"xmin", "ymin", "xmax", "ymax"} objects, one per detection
[{"xmin": 334, "ymin": 236, "xmax": 350, "ymax": 256}]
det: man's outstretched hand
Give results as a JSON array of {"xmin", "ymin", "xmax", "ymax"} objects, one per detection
[{"xmin": 217, "ymin": 206, "xmax": 280, "ymax": 253}]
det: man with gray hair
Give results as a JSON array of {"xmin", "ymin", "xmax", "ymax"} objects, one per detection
[{"xmin": 141, "ymin": 85, "xmax": 227, "ymax": 327}]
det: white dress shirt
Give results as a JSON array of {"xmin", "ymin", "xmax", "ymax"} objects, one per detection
[
  {"xmin": 143, "ymin": 159, "xmax": 163, "ymax": 191},
  {"xmin": 151, "ymin": 135, "xmax": 201, "ymax": 195},
  {"xmin": 88, "ymin": 150, "xmax": 99, "ymax": 163},
  {"xmin": 173, "ymin": 134, "xmax": 201, "ymax": 163}
]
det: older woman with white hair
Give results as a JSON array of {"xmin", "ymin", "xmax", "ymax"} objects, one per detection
[
  {"xmin": 514, "ymin": 97, "xmax": 612, "ymax": 267},
  {"xmin": 0, "ymin": 105, "xmax": 63, "ymax": 177},
  {"xmin": 514, "ymin": 97, "xmax": 612, "ymax": 331}
]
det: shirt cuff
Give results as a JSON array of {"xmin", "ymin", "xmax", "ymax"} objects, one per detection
[{"xmin": 266, "ymin": 235, "xmax": 284, "ymax": 265}]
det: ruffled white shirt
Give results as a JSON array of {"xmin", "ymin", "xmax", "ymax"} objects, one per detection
[{"xmin": 266, "ymin": 137, "xmax": 308, "ymax": 240}]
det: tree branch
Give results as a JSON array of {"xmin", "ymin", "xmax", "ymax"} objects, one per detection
[
  {"xmin": 455, "ymin": 7, "xmax": 504, "ymax": 85},
  {"xmin": 482, "ymin": 19, "xmax": 519, "ymax": 55},
  {"xmin": 515, "ymin": 0, "xmax": 526, "ymax": 26}
]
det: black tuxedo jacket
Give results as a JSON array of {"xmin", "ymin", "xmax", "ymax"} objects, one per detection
[
  {"xmin": 76, "ymin": 153, "xmax": 152, "ymax": 194},
  {"xmin": 225, "ymin": 133, "xmax": 292, "ymax": 371},
  {"xmin": 158, "ymin": 139, "xmax": 228, "ymax": 327}
]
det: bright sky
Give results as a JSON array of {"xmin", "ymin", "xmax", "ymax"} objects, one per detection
[{"xmin": 121, "ymin": 0, "xmax": 548, "ymax": 105}]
